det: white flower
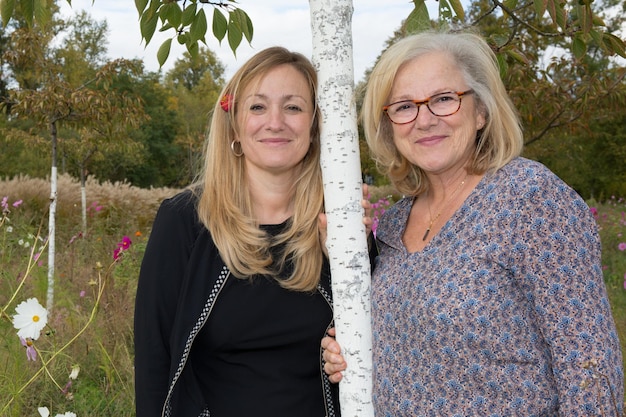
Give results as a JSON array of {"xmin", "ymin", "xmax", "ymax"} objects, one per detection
[
  {"xmin": 13, "ymin": 298, "xmax": 48, "ymax": 340},
  {"xmin": 5, "ymin": 226, "xmax": 12, "ymax": 233},
  {"xmin": 38, "ymin": 407, "xmax": 50, "ymax": 417},
  {"xmin": 56, "ymin": 413, "xmax": 77, "ymax": 417},
  {"xmin": 69, "ymin": 365, "xmax": 80, "ymax": 380},
  {"xmin": 18, "ymin": 239, "xmax": 24, "ymax": 246}
]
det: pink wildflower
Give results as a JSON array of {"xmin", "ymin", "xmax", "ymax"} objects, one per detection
[
  {"xmin": 618, "ymin": 242, "xmax": 626, "ymax": 251},
  {"xmin": 589, "ymin": 207, "xmax": 598, "ymax": 217},
  {"xmin": 12, "ymin": 199, "xmax": 23, "ymax": 207},
  {"xmin": 113, "ymin": 236, "xmax": 132, "ymax": 260},
  {"xmin": 20, "ymin": 337, "xmax": 37, "ymax": 361},
  {"xmin": 118, "ymin": 236, "xmax": 132, "ymax": 250},
  {"xmin": 68, "ymin": 232, "xmax": 83, "ymax": 245}
]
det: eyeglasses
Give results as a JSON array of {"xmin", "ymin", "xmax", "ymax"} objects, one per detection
[{"xmin": 382, "ymin": 90, "xmax": 474, "ymax": 125}]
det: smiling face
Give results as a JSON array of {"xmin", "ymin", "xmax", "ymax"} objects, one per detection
[
  {"xmin": 236, "ymin": 64, "xmax": 314, "ymax": 178},
  {"xmin": 388, "ymin": 51, "xmax": 486, "ymax": 177}
]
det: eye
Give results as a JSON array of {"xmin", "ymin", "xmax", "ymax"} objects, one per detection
[
  {"xmin": 391, "ymin": 101, "xmax": 416, "ymax": 114},
  {"xmin": 249, "ymin": 103, "xmax": 266, "ymax": 113},
  {"xmin": 431, "ymin": 93, "xmax": 458, "ymax": 105},
  {"xmin": 285, "ymin": 104, "xmax": 303, "ymax": 113}
]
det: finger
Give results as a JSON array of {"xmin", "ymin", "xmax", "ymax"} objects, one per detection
[
  {"xmin": 323, "ymin": 354, "xmax": 347, "ymax": 373},
  {"xmin": 321, "ymin": 338, "xmax": 341, "ymax": 355},
  {"xmin": 324, "ymin": 365, "xmax": 344, "ymax": 383}
]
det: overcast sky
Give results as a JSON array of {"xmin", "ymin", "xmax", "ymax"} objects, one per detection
[{"xmin": 58, "ymin": 0, "xmax": 425, "ymax": 82}]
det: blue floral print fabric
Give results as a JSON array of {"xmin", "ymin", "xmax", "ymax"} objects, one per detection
[{"xmin": 372, "ymin": 157, "xmax": 623, "ymax": 416}]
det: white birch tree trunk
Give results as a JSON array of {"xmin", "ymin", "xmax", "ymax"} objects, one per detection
[
  {"xmin": 46, "ymin": 121, "xmax": 58, "ymax": 312},
  {"xmin": 47, "ymin": 165, "xmax": 56, "ymax": 311},
  {"xmin": 81, "ymin": 182, "xmax": 87, "ymax": 236},
  {"xmin": 310, "ymin": 1, "xmax": 374, "ymax": 415}
]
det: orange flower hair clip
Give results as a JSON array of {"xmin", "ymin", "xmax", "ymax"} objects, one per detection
[{"xmin": 220, "ymin": 94, "xmax": 233, "ymax": 112}]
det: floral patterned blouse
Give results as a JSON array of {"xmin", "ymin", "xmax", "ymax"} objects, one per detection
[{"xmin": 372, "ymin": 157, "xmax": 623, "ymax": 416}]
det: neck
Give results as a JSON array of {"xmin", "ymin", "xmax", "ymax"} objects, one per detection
[
  {"xmin": 422, "ymin": 172, "xmax": 469, "ymax": 241},
  {"xmin": 248, "ymin": 171, "xmax": 296, "ymax": 225}
]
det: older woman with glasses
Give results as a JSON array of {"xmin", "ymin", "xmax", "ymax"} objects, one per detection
[{"xmin": 323, "ymin": 30, "xmax": 623, "ymax": 416}]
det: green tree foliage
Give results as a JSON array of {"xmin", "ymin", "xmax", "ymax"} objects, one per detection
[
  {"xmin": 164, "ymin": 46, "xmax": 225, "ymax": 183},
  {"xmin": 91, "ymin": 71, "xmax": 184, "ymax": 188},
  {"xmin": 353, "ymin": 0, "xmax": 626, "ymax": 196},
  {"xmin": 134, "ymin": 0, "xmax": 253, "ymax": 67}
]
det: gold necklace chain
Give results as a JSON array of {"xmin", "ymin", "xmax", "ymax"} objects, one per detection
[{"xmin": 423, "ymin": 174, "xmax": 469, "ymax": 241}]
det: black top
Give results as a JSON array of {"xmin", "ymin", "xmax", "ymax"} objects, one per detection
[
  {"xmin": 134, "ymin": 192, "xmax": 342, "ymax": 417},
  {"xmin": 191, "ymin": 221, "xmax": 333, "ymax": 416}
]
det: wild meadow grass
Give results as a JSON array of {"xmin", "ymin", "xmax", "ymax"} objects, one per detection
[
  {"xmin": 0, "ymin": 175, "xmax": 625, "ymax": 416},
  {"xmin": 0, "ymin": 174, "xmax": 177, "ymax": 417}
]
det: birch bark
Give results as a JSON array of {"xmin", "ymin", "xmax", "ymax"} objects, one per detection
[{"xmin": 309, "ymin": 1, "xmax": 374, "ymax": 415}]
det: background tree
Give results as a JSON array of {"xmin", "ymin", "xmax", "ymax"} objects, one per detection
[
  {"xmin": 55, "ymin": 11, "xmax": 146, "ymax": 235},
  {"xmin": 164, "ymin": 46, "xmax": 225, "ymax": 183},
  {"xmin": 2, "ymin": 7, "xmax": 146, "ymax": 311}
]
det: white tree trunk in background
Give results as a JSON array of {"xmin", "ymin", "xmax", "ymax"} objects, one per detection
[
  {"xmin": 81, "ymin": 183, "xmax": 87, "ymax": 236},
  {"xmin": 310, "ymin": 1, "xmax": 374, "ymax": 415},
  {"xmin": 47, "ymin": 165, "xmax": 57, "ymax": 311}
]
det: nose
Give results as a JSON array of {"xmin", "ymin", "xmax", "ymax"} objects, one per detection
[
  {"xmin": 266, "ymin": 106, "xmax": 285, "ymax": 130},
  {"xmin": 413, "ymin": 103, "xmax": 438, "ymax": 129}
]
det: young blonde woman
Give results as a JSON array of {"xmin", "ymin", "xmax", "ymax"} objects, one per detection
[{"xmin": 134, "ymin": 47, "xmax": 376, "ymax": 417}]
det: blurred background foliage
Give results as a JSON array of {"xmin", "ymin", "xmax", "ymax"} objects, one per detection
[{"xmin": 0, "ymin": 0, "xmax": 624, "ymax": 199}]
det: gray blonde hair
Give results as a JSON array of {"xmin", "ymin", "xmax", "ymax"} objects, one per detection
[{"xmin": 361, "ymin": 30, "xmax": 524, "ymax": 196}]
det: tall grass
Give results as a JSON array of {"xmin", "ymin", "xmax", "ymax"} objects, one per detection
[
  {"xmin": 0, "ymin": 175, "xmax": 624, "ymax": 415},
  {"xmin": 0, "ymin": 174, "xmax": 178, "ymax": 417}
]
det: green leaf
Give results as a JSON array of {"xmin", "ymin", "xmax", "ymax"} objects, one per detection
[
  {"xmin": 232, "ymin": 8, "xmax": 253, "ymax": 43},
  {"xmin": 135, "ymin": 0, "xmax": 148, "ymax": 15},
  {"xmin": 495, "ymin": 53, "xmax": 508, "ymax": 79},
  {"xmin": 533, "ymin": 0, "xmax": 547, "ymax": 19},
  {"xmin": 212, "ymin": 8, "xmax": 228, "ymax": 42},
  {"xmin": 181, "ymin": 2, "xmax": 197, "ymax": 26},
  {"xmin": 603, "ymin": 33, "xmax": 626, "ymax": 58},
  {"xmin": 589, "ymin": 29, "xmax": 602, "ymax": 47},
  {"xmin": 19, "ymin": 0, "xmax": 34, "ymax": 26},
  {"xmin": 404, "ymin": 0, "xmax": 431, "ymax": 34},
  {"xmin": 574, "ymin": 3, "xmax": 592, "ymax": 34},
  {"xmin": 505, "ymin": 48, "xmax": 530, "ymax": 65},
  {"xmin": 159, "ymin": 22, "xmax": 174, "ymax": 32},
  {"xmin": 448, "ymin": 0, "xmax": 465, "ymax": 20},
  {"xmin": 591, "ymin": 15, "xmax": 605, "ymax": 26},
  {"xmin": 190, "ymin": 8, "xmax": 207, "ymax": 43},
  {"xmin": 177, "ymin": 32, "xmax": 188, "ymax": 45},
  {"xmin": 140, "ymin": 6, "xmax": 159, "ymax": 44},
  {"xmin": 162, "ymin": 2, "xmax": 182, "ymax": 29},
  {"xmin": 439, "ymin": 0, "xmax": 453, "ymax": 22},
  {"xmin": 157, "ymin": 38, "xmax": 172, "ymax": 68},
  {"xmin": 572, "ymin": 35, "xmax": 587, "ymax": 60},
  {"xmin": 0, "ymin": 0, "xmax": 16, "ymax": 27},
  {"xmin": 33, "ymin": 0, "xmax": 50, "ymax": 27},
  {"xmin": 227, "ymin": 20, "xmax": 243, "ymax": 55},
  {"xmin": 546, "ymin": 0, "xmax": 567, "ymax": 30},
  {"xmin": 186, "ymin": 39, "xmax": 199, "ymax": 58},
  {"xmin": 503, "ymin": 0, "xmax": 517, "ymax": 11}
]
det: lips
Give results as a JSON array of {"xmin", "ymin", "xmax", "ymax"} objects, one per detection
[{"xmin": 414, "ymin": 135, "xmax": 445, "ymax": 145}]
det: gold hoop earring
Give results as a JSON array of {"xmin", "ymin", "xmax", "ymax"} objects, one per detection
[{"xmin": 230, "ymin": 140, "xmax": 243, "ymax": 157}]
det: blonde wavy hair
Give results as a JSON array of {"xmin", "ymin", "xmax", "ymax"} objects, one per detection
[
  {"xmin": 194, "ymin": 47, "xmax": 324, "ymax": 292},
  {"xmin": 362, "ymin": 30, "xmax": 524, "ymax": 196}
]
